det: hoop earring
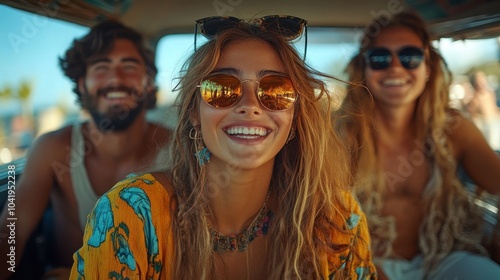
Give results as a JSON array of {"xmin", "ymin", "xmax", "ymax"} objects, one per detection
[
  {"xmin": 190, "ymin": 127, "xmax": 211, "ymax": 166},
  {"xmin": 189, "ymin": 127, "xmax": 198, "ymax": 139}
]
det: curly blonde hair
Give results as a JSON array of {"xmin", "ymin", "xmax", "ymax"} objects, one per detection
[
  {"xmin": 165, "ymin": 23, "xmax": 369, "ymax": 279},
  {"xmin": 335, "ymin": 11, "xmax": 486, "ymax": 273}
]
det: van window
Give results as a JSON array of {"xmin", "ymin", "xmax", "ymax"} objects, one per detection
[{"xmin": 0, "ymin": 5, "xmax": 88, "ymax": 163}]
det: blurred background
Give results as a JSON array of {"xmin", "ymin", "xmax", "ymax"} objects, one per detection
[{"xmin": 0, "ymin": 3, "xmax": 499, "ymax": 165}]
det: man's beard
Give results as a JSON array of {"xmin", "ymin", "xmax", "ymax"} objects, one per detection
[{"xmin": 81, "ymin": 86, "xmax": 146, "ymax": 133}]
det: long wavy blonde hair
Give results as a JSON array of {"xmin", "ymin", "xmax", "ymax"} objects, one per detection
[
  {"xmin": 335, "ymin": 11, "xmax": 486, "ymax": 273},
  {"xmin": 165, "ymin": 23, "xmax": 367, "ymax": 279}
]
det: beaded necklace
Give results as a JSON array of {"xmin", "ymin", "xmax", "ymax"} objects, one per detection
[{"xmin": 210, "ymin": 193, "xmax": 273, "ymax": 253}]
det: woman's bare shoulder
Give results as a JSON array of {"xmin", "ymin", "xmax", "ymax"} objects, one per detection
[{"xmin": 446, "ymin": 110, "xmax": 486, "ymax": 156}]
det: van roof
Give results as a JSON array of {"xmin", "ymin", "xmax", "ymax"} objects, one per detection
[{"xmin": 3, "ymin": 0, "xmax": 500, "ymax": 43}]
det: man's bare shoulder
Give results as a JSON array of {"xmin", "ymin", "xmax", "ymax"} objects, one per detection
[
  {"xmin": 30, "ymin": 125, "xmax": 73, "ymax": 156},
  {"xmin": 16, "ymin": 125, "xmax": 75, "ymax": 181}
]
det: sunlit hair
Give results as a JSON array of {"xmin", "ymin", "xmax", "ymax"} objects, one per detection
[
  {"xmin": 165, "ymin": 23, "xmax": 366, "ymax": 279},
  {"xmin": 59, "ymin": 20, "xmax": 158, "ymax": 109},
  {"xmin": 335, "ymin": 10, "xmax": 486, "ymax": 273}
]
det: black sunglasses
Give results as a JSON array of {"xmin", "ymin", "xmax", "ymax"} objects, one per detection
[
  {"xmin": 194, "ymin": 15, "xmax": 308, "ymax": 60},
  {"xmin": 364, "ymin": 46, "xmax": 425, "ymax": 70}
]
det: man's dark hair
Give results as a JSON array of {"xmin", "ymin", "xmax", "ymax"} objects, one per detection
[{"xmin": 59, "ymin": 20, "xmax": 158, "ymax": 109}]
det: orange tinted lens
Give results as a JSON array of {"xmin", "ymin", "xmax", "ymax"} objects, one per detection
[
  {"xmin": 200, "ymin": 74, "xmax": 242, "ymax": 108},
  {"xmin": 258, "ymin": 75, "xmax": 297, "ymax": 110}
]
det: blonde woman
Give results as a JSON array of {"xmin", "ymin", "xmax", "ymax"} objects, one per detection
[
  {"xmin": 336, "ymin": 11, "xmax": 500, "ymax": 279},
  {"xmin": 70, "ymin": 16, "xmax": 376, "ymax": 279}
]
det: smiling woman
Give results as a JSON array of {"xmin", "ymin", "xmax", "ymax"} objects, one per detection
[
  {"xmin": 335, "ymin": 10, "xmax": 500, "ymax": 279},
  {"xmin": 69, "ymin": 17, "xmax": 377, "ymax": 280}
]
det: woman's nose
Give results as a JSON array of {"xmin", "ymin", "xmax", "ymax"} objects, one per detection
[
  {"xmin": 235, "ymin": 80, "xmax": 263, "ymax": 114},
  {"xmin": 388, "ymin": 53, "xmax": 403, "ymax": 69}
]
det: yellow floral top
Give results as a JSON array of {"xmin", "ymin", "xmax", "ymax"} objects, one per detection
[{"xmin": 69, "ymin": 173, "xmax": 376, "ymax": 279}]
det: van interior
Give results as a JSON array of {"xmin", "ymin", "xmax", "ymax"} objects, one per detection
[{"xmin": 0, "ymin": 0, "xmax": 499, "ymax": 278}]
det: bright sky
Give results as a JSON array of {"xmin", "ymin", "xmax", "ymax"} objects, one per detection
[{"xmin": 0, "ymin": 5, "xmax": 89, "ymax": 115}]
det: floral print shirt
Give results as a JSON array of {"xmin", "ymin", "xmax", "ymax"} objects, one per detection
[{"xmin": 69, "ymin": 173, "xmax": 376, "ymax": 279}]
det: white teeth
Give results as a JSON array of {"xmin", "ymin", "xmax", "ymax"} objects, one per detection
[
  {"xmin": 383, "ymin": 79, "xmax": 406, "ymax": 86},
  {"xmin": 226, "ymin": 127, "xmax": 267, "ymax": 137},
  {"xmin": 106, "ymin": 92, "xmax": 127, "ymax": 99}
]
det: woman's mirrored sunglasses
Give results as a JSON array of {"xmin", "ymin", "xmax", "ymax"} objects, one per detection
[
  {"xmin": 194, "ymin": 15, "xmax": 308, "ymax": 59},
  {"xmin": 198, "ymin": 73, "xmax": 298, "ymax": 111},
  {"xmin": 364, "ymin": 46, "xmax": 425, "ymax": 70}
]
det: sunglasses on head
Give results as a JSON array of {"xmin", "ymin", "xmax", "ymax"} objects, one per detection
[
  {"xmin": 364, "ymin": 46, "xmax": 425, "ymax": 70},
  {"xmin": 198, "ymin": 73, "xmax": 298, "ymax": 111},
  {"xmin": 194, "ymin": 15, "xmax": 308, "ymax": 60}
]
